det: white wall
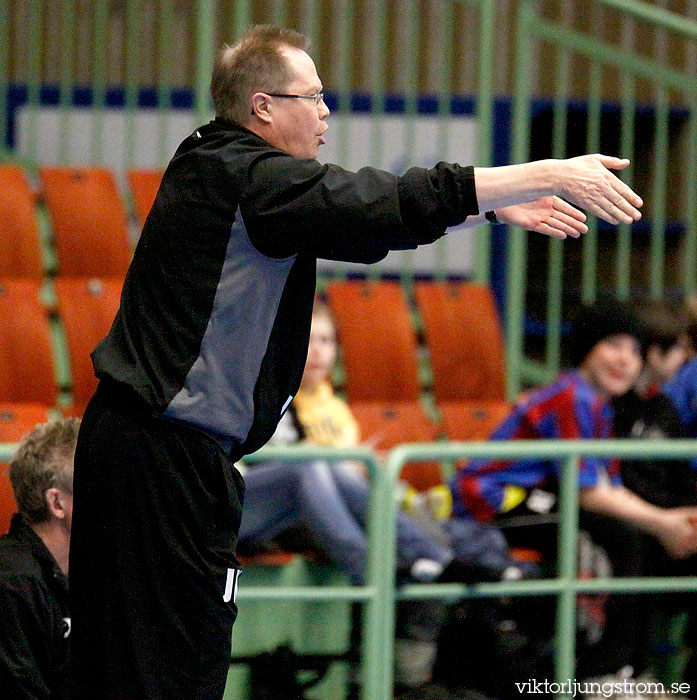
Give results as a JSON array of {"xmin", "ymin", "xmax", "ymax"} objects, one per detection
[{"xmin": 17, "ymin": 106, "xmax": 478, "ymax": 276}]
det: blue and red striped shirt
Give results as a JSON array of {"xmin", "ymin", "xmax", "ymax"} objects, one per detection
[{"xmin": 451, "ymin": 370, "xmax": 621, "ymax": 522}]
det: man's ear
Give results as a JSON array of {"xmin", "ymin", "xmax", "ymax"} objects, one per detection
[
  {"xmin": 44, "ymin": 488, "xmax": 68, "ymax": 520},
  {"xmin": 250, "ymin": 93, "xmax": 273, "ymax": 123}
]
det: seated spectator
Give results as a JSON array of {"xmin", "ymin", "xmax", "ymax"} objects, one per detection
[
  {"xmin": 238, "ymin": 299, "xmax": 525, "ymax": 698},
  {"xmin": 612, "ymin": 301, "xmax": 697, "ymax": 687},
  {"xmin": 239, "ymin": 300, "xmax": 516, "ymax": 585},
  {"xmin": 451, "ymin": 298, "xmax": 697, "ymax": 680},
  {"xmin": 0, "ymin": 418, "xmax": 80, "ymax": 700},
  {"xmin": 664, "ymin": 297, "xmax": 697, "ymax": 461},
  {"xmin": 613, "ymin": 301, "xmax": 693, "ymax": 507}
]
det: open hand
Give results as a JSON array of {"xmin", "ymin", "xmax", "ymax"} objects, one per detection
[
  {"xmin": 496, "ymin": 196, "xmax": 588, "ymax": 239},
  {"xmin": 557, "ymin": 154, "xmax": 643, "ymax": 225}
]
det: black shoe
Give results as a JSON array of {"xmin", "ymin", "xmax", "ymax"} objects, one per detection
[{"xmin": 437, "ymin": 557, "xmax": 537, "ymax": 584}]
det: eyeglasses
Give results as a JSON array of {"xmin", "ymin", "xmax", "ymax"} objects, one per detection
[{"xmin": 266, "ymin": 91, "xmax": 325, "ymax": 106}]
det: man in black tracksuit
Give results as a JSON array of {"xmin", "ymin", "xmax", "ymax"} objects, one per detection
[
  {"xmin": 0, "ymin": 419, "xmax": 79, "ymax": 700},
  {"xmin": 68, "ymin": 24, "xmax": 644, "ymax": 700}
]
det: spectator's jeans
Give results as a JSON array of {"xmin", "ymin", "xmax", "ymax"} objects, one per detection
[{"xmin": 239, "ymin": 460, "xmax": 452, "ymax": 584}]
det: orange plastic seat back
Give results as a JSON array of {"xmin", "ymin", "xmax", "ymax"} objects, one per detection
[
  {"xmin": 0, "ymin": 279, "xmax": 57, "ymax": 405},
  {"xmin": 414, "ymin": 281, "xmax": 506, "ymax": 402},
  {"xmin": 0, "ymin": 402, "xmax": 52, "ymax": 534},
  {"xmin": 350, "ymin": 400, "xmax": 442, "ymax": 491},
  {"xmin": 326, "ymin": 281, "xmax": 421, "ymax": 402},
  {"xmin": 439, "ymin": 400, "xmax": 511, "ymax": 442},
  {"xmin": 54, "ymin": 277, "xmax": 123, "ymax": 415},
  {"xmin": 0, "ymin": 165, "xmax": 43, "ymax": 279},
  {"xmin": 39, "ymin": 166, "xmax": 132, "ymax": 277},
  {"xmin": 127, "ymin": 169, "xmax": 164, "ymax": 228}
]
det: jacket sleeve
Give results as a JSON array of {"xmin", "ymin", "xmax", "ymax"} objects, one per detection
[
  {"xmin": 0, "ymin": 577, "xmax": 53, "ymax": 700},
  {"xmin": 239, "ymin": 150, "xmax": 479, "ymax": 260}
]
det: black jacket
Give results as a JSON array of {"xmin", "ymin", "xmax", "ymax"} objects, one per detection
[
  {"xmin": 613, "ymin": 390, "xmax": 697, "ymax": 508},
  {"xmin": 0, "ymin": 514, "xmax": 70, "ymax": 700},
  {"xmin": 93, "ymin": 119, "xmax": 479, "ymax": 457}
]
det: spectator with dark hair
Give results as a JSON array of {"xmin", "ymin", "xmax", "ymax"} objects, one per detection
[
  {"xmin": 0, "ymin": 418, "xmax": 80, "ymax": 700},
  {"xmin": 664, "ymin": 296, "xmax": 697, "ymax": 463},
  {"xmin": 451, "ymin": 298, "xmax": 697, "ymax": 679},
  {"xmin": 613, "ymin": 301, "xmax": 693, "ymax": 507}
]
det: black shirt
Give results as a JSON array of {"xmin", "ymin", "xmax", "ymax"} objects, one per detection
[
  {"xmin": 92, "ymin": 120, "xmax": 479, "ymax": 458},
  {"xmin": 613, "ymin": 390, "xmax": 697, "ymax": 508},
  {"xmin": 0, "ymin": 513, "xmax": 70, "ymax": 700}
]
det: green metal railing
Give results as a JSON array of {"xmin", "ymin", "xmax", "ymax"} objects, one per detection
[
  {"xmin": 1, "ymin": 0, "xmax": 496, "ymax": 283},
  {"xmin": 239, "ymin": 446, "xmax": 387, "ymax": 700},
  {"xmin": 383, "ymin": 439, "xmax": 697, "ymax": 699},
  {"xmin": 508, "ymin": 0, "xmax": 697, "ymax": 399},
  {"xmin": 4, "ymin": 2, "xmax": 697, "ymax": 380},
  {"xmin": 4, "ymin": 437, "xmax": 697, "ymax": 698}
]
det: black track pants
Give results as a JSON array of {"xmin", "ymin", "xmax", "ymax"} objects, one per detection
[{"xmin": 69, "ymin": 381, "xmax": 245, "ymax": 700}]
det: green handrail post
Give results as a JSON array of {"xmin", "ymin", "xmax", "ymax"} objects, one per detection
[
  {"xmin": 92, "ymin": 0, "xmax": 108, "ymax": 165},
  {"xmin": 543, "ymin": 0, "xmax": 575, "ymax": 381},
  {"xmin": 157, "ymin": 0, "xmax": 174, "ymax": 166},
  {"xmin": 367, "ymin": 3, "xmax": 387, "ymax": 285},
  {"xmin": 241, "ymin": 444, "xmax": 388, "ymax": 700},
  {"xmin": 581, "ymin": 14, "xmax": 603, "ymax": 307},
  {"xmin": 432, "ymin": 1, "xmax": 455, "ymax": 282},
  {"xmin": 0, "ymin": 0, "xmax": 9, "ymax": 159},
  {"xmin": 649, "ymin": 85, "xmax": 669, "ymax": 300},
  {"xmin": 26, "ymin": 0, "xmax": 42, "ymax": 167},
  {"xmin": 399, "ymin": 0, "xmax": 419, "ymax": 290},
  {"xmin": 473, "ymin": 0, "xmax": 495, "ymax": 286},
  {"xmin": 195, "ymin": 0, "xmax": 216, "ymax": 128},
  {"xmin": 124, "ymin": 0, "xmax": 140, "ymax": 171},
  {"xmin": 684, "ymin": 97, "xmax": 697, "ymax": 298},
  {"xmin": 555, "ymin": 455, "xmax": 580, "ymax": 696},
  {"xmin": 231, "ymin": 0, "xmax": 252, "ymax": 41},
  {"xmin": 58, "ymin": 0, "xmax": 76, "ymax": 166},
  {"xmin": 506, "ymin": 0, "xmax": 536, "ymax": 400},
  {"xmin": 615, "ymin": 14, "xmax": 636, "ymax": 301},
  {"xmin": 591, "ymin": 0, "xmax": 697, "ymax": 38}
]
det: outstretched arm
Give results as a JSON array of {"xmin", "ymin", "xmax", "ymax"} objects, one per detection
[
  {"xmin": 461, "ymin": 196, "xmax": 588, "ymax": 239},
  {"xmin": 473, "ymin": 154, "xmax": 643, "ymax": 226}
]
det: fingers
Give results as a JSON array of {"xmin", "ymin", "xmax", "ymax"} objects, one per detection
[
  {"xmin": 553, "ymin": 197, "xmax": 587, "ymax": 222},
  {"xmin": 596, "ymin": 155, "xmax": 630, "ymax": 171},
  {"xmin": 535, "ymin": 215, "xmax": 586, "ymax": 239},
  {"xmin": 536, "ymin": 223, "xmax": 568, "ymax": 240}
]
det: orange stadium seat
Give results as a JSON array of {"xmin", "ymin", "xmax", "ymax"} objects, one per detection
[
  {"xmin": 414, "ymin": 281, "xmax": 506, "ymax": 402},
  {"xmin": 0, "ymin": 402, "xmax": 52, "ymax": 534},
  {"xmin": 127, "ymin": 168, "xmax": 164, "ymax": 228},
  {"xmin": 0, "ymin": 279, "xmax": 57, "ymax": 406},
  {"xmin": 0, "ymin": 165, "xmax": 44, "ymax": 279},
  {"xmin": 439, "ymin": 400, "xmax": 511, "ymax": 443},
  {"xmin": 54, "ymin": 277, "xmax": 123, "ymax": 416},
  {"xmin": 350, "ymin": 400, "xmax": 442, "ymax": 491},
  {"xmin": 39, "ymin": 166, "xmax": 132, "ymax": 278},
  {"xmin": 326, "ymin": 280, "xmax": 421, "ymax": 402}
]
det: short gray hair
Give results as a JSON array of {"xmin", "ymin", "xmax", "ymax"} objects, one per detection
[
  {"xmin": 211, "ymin": 24, "xmax": 310, "ymax": 125},
  {"xmin": 9, "ymin": 418, "xmax": 80, "ymax": 523}
]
